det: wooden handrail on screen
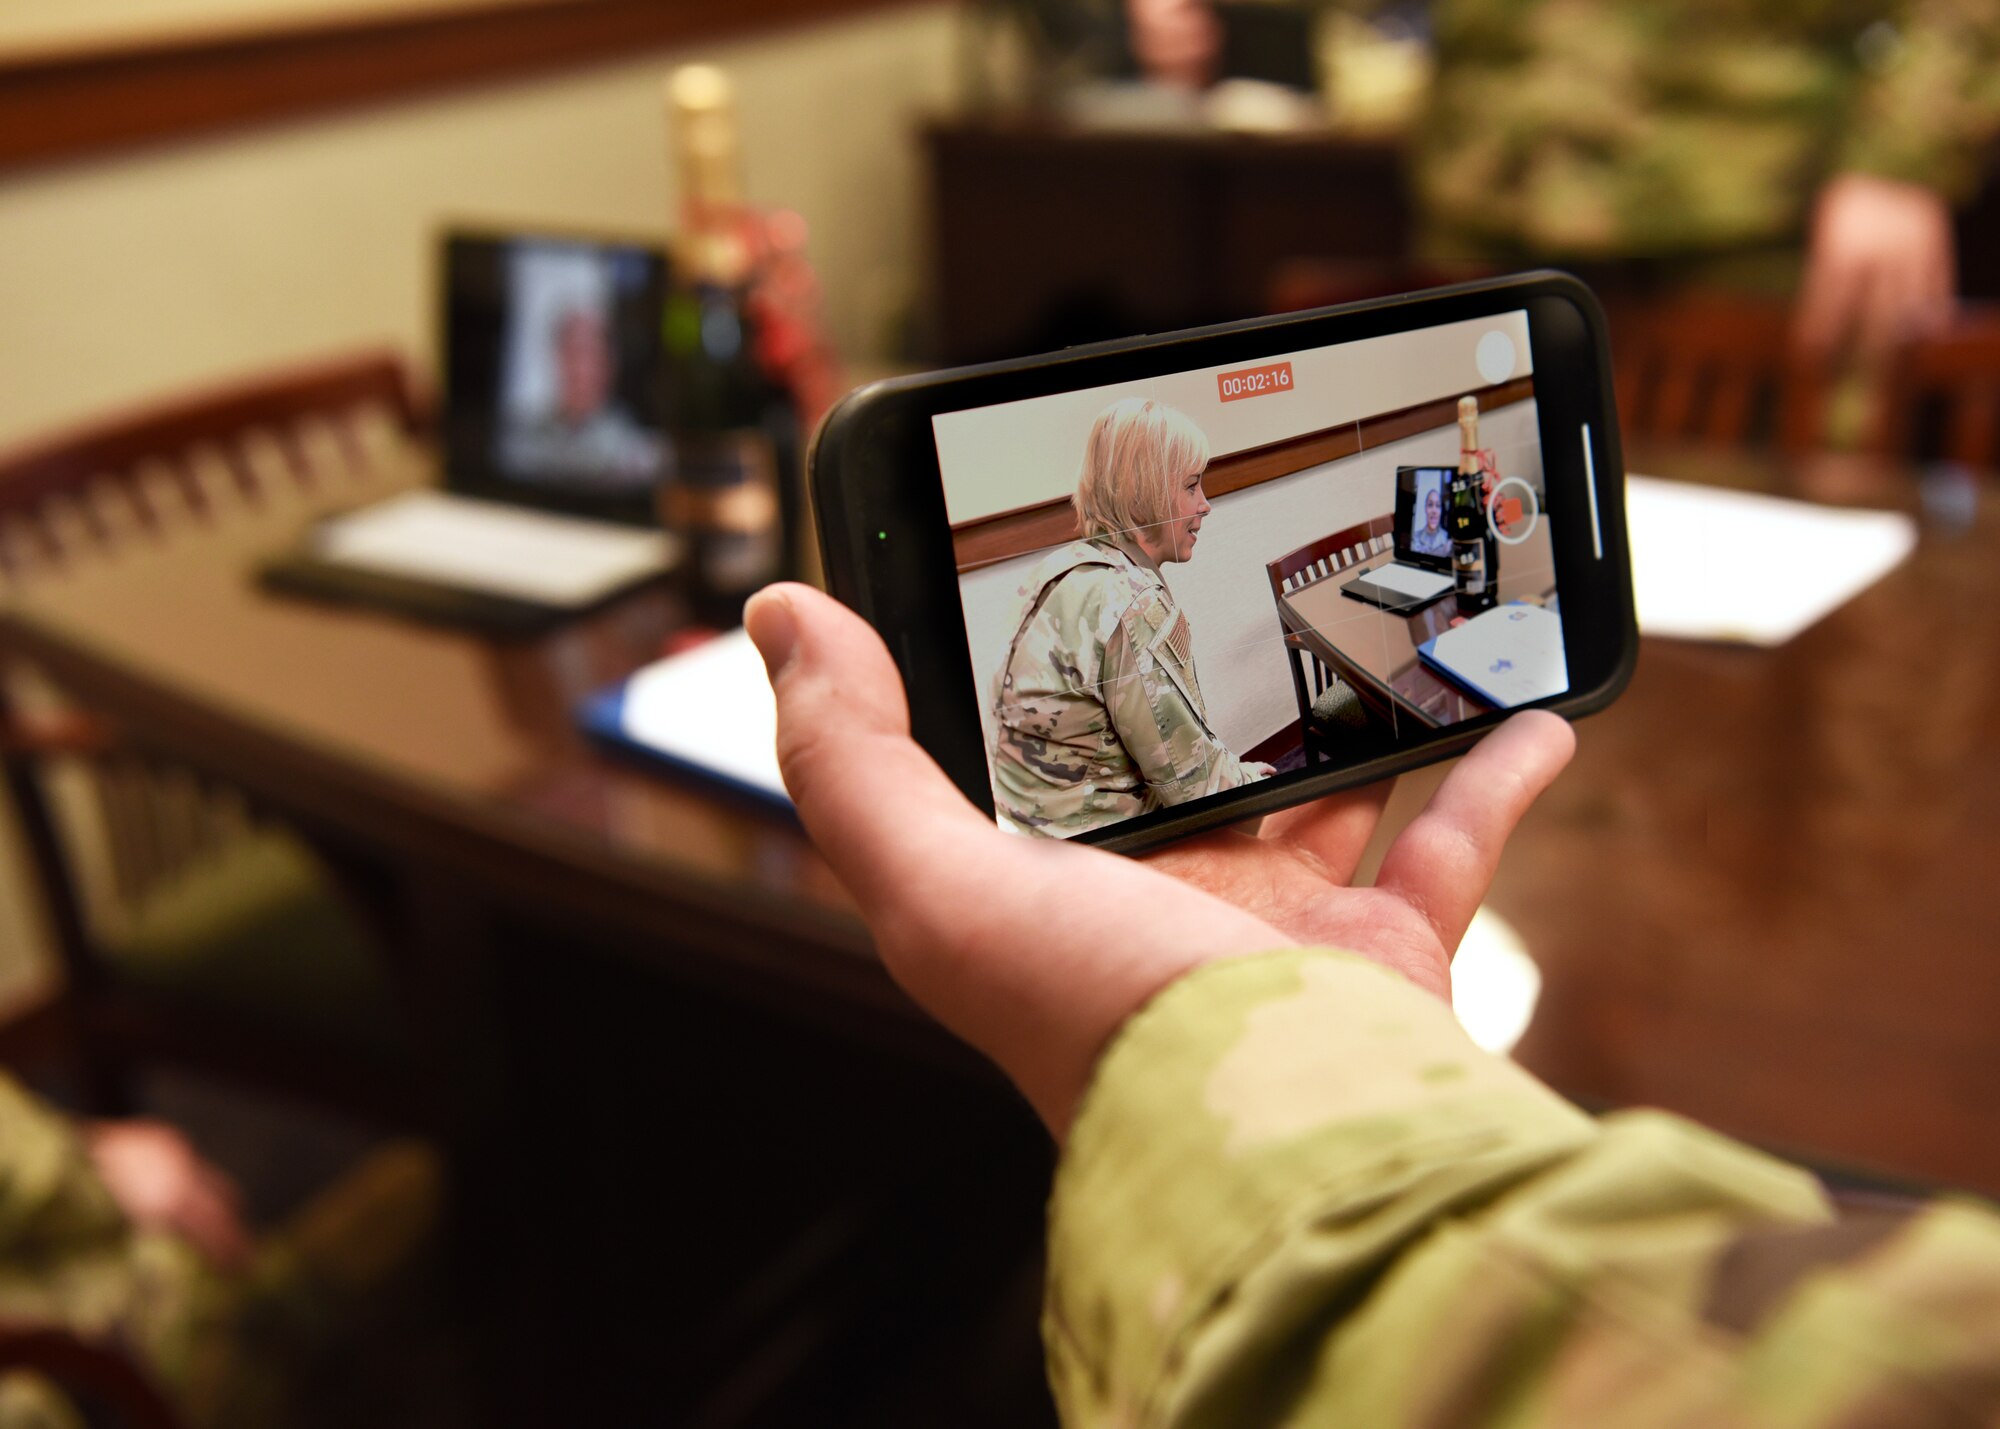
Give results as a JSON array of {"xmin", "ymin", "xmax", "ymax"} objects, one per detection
[{"xmin": 950, "ymin": 377, "xmax": 1533, "ymax": 572}]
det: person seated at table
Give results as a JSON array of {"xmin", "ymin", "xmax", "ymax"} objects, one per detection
[
  {"xmin": 1410, "ymin": 477, "xmax": 1452, "ymax": 558},
  {"xmin": 747, "ymin": 579, "xmax": 2000, "ymax": 1428},
  {"xmin": 989, "ymin": 397, "xmax": 1273, "ymax": 837},
  {"xmin": 0, "ymin": 1074, "xmax": 441, "ymax": 1429}
]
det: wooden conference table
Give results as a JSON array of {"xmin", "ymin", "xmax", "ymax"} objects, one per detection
[{"xmin": 3, "ymin": 440, "xmax": 1998, "ymax": 1200}]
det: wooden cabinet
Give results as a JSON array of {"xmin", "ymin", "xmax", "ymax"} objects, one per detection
[{"xmin": 924, "ymin": 118, "xmax": 1414, "ymax": 363}]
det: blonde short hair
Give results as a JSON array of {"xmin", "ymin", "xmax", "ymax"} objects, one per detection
[{"xmin": 1071, "ymin": 398, "xmax": 1211, "ymax": 542}]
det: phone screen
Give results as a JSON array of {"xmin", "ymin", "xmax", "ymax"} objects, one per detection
[{"xmin": 928, "ymin": 309, "xmax": 1572, "ymax": 839}]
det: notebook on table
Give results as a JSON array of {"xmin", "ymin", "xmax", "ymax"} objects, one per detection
[
  {"xmin": 579, "ymin": 628, "xmax": 791, "ymax": 814},
  {"xmin": 1417, "ymin": 602, "xmax": 1567, "ymax": 710}
]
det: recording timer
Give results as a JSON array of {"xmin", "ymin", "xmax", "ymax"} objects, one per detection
[{"xmin": 1216, "ymin": 361, "xmax": 1295, "ymax": 403}]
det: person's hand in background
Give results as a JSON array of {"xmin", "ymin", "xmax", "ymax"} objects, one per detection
[
  {"xmin": 86, "ymin": 1120, "xmax": 252, "ymax": 1271},
  {"xmin": 1125, "ymin": 0, "xmax": 1221, "ymax": 91},
  {"xmin": 1796, "ymin": 172, "xmax": 1957, "ymax": 360},
  {"xmin": 746, "ymin": 583, "xmax": 1573, "ymax": 1138}
]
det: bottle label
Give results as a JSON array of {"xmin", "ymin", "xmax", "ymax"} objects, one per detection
[{"xmin": 664, "ymin": 431, "xmax": 782, "ymax": 594}]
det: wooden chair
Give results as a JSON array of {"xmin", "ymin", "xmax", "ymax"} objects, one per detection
[
  {"xmin": 1609, "ymin": 294, "xmax": 1826, "ymax": 454},
  {"xmin": 1266, "ymin": 517, "xmax": 1398, "ymax": 766},
  {"xmin": 1875, "ymin": 307, "xmax": 2000, "ymax": 468},
  {"xmin": 0, "ymin": 351, "xmax": 429, "ymax": 1118}
]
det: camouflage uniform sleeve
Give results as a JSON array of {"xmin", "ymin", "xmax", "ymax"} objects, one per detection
[
  {"xmin": 1837, "ymin": 0, "xmax": 2000, "ymax": 201},
  {"xmin": 1099, "ymin": 603, "xmax": 1255, "ymax": 806},
  {"xmin": 0, "ymin": 1076, "xmax": 121, "ymax": 1429},
  {"xmin": 0, "ymin": 1073, "xmax": 122, "ymax": 1256},
  {"xmin": 1046, "ymin": 949, "xmax": 2000, "ymax": 1427}
]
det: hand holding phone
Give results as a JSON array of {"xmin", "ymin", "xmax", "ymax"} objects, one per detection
[
  {"xmin": 747, "ymin": 580, "xmax": 1576, "ymax": 1137},
  {"xmin": 811, "ymin": 273, "xmax": 1635, "ymax": 854}
]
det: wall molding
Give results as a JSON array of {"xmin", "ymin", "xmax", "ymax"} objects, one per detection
[
  {"xmin": 0, "ymin": 0, "xmax": 920, "ymax": 176},
  {"xmin": 951, "ymin": 377, "xmax": 1534, "ymax": 572}
]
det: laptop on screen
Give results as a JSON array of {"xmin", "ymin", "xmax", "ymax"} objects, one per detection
[{"xmin": 1340, "ymin": 465, "xmax": 1457, "ymax": 611}]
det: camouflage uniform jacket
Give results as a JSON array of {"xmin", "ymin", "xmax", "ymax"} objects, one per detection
[
  {"xmin": 0, "ymin": 1074, "xmax": 226, "ymax": 1429},
  {"xmin": 1246, "ymin": 0, "xmax": 2000, "ymax": 261},
  {"xmin": 1047, "ymin": 948, "xmax": 2000, "ymax": 1427},
  {"xmin": 990, "ymin": 536, "xmax": 1257, "ymax": 836}
]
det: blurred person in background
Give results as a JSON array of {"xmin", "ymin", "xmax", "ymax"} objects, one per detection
[
  {"xmin": 749, "ymin": 579, "xmax": 2000, "ymax": 1427},
  {"xmin": 0, "ymin": 1073, "xmax": 440, "ymax": 1429},
  {"xmin": 1127, "ymin": 0, "xmax": 2000, "ymax": 360}
]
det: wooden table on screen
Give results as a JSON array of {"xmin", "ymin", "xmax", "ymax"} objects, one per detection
[
  {"xmin": 1279, "ymin": 516, "xmax": 1557, "ymax": 728},
  {"xmin": 1, "ymin": 440, "xmax": 1996, "ymax": 1218}
]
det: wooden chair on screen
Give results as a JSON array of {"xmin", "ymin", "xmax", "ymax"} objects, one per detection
[
  {"xmin": 1875, "ymin": 307, "xmax": 2000, "ymax": 468},
  {"xmin": 0, "ymin": 351, "xmax": 428, "ymax": 1118},
  {"xmin": 1610, "ymin": 295, "xmax": 1826, "ymax": 453},
  {"xmin": 1266, "ymin": 516, "xmax": 1398, "ymax": 766}
]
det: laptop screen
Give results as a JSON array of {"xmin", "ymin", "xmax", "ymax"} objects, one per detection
[
  {"xmin": 442, "ymin": 231, "xmax": 669, "ymax": 522},
  {"xmin": 1393, "ymin": 465, "xmax": 1455, "ymax": 571}
]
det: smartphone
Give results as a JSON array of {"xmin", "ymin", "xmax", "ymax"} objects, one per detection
[{"xmin": 811, "ymin": 271, "xmax": 1636, "ymax": 855}]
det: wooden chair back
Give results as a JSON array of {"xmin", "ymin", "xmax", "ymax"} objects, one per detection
[
  {"xmin": 0, "ymin": 350, "xmax": 425, "ymax": 581},
  {"xmin": 1266, "ymin": 516, "xmax": 1397, "ymax": 757},
  {"xmin": 1876, "ymin": 308, "xmax": 2000, "ymax": 469},
  {"xmin": 1610, "ymin": 295, "xmax": 1824, "ymax": 453},
  {"xmin": 1266, "ymin": 515, "xmax": 1397, "ymax": 602},
  {"xmin": 0, "ymin": 352, "xmax": 426, "ymax": 1109}
]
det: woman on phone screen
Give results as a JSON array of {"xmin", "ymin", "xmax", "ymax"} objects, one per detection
[{"xmin": 988, "ymin": 398, "xmax": 1273, "ymax": 837}]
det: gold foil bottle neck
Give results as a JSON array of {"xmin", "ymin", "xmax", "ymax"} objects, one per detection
[
  {"xmin": 1457, "ymin": 394, "xmax": 1480, "ymax": 466},
  {"xmin": 666, "ymin": 64, "xmax": 748, "ymax": 283}
]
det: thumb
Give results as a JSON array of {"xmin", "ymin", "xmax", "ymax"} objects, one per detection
[{"xmin": 745, "ymin": 583, "xmax": 993, "ymax": 918}]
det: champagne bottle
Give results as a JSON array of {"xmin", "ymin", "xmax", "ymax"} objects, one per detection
[
  {"xmin": 660, "ymin": 64, "xmax": 791, "ymax": 627},
  {"xmin": 1450, "ymin": 395, "xmax": 1494, "ymax": 613}
]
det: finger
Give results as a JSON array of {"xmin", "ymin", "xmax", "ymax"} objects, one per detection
[
  {"xmin": 747, "ymin": 584, "xmax": 1000, "ymax": 923},
  {"xmin": 1373, "ymin": 712, "xmax": 1575, "ymax": 950},
  {"xmin": 1857, "ymin": 258, "xmax": 1904, "ymax": 361},
  {"xmin": 181, "ymin": 1168, "xmax": 253, "ymax": 1270},
  {"xmin": 1794, "ymin": 248, "xmax": 1856, "ymax": 359},
  {"xmin": 1261, "ymin": 778, "xmax": 1395, "ymax": 886}
]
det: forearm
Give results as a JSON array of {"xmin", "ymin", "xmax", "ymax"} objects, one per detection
[{"xmin": 1043, "ymin": 949, "xmax": 1889, "ymax": 1427}]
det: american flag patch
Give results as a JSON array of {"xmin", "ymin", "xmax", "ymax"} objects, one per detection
[{"xmin": 1164, "ymin": 611, "xmax": 1193, "ymax": 667}]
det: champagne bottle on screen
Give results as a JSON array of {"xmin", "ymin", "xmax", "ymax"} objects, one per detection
[
  {"xmin": 660, "ymin": 64, "xmax": 792, "ymax": 627},
  {"xmin": 1451, "ymin": 395, "xmax": 1494, "ymax": 613}
]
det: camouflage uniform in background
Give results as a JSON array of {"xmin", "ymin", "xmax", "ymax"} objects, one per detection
[
  {"xmin": 991, "ymin": 534, "xmax": 1264, "ymax": 836},
  {"xmin": 1409, "ymin": 0, "xmax": 2000, "ymax": 271},
  {"xmin": 0, "ymin": 1074, "xmax": 440, "ymax": 1429},
  {"xmin": 1047, "ymin": 947, "xmax": 2000, "ymax": 1427},
  {"xmin": 1221, "ymin": 0, "xmax": 2000, "ymax": 276}
]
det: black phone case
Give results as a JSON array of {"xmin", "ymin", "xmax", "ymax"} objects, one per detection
[{"xmin": 811, "ymin": 271, "xmax": 1638, "ymax": 855}]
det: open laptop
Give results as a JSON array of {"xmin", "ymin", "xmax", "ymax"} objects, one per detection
[
  {"xmin": 1339, "ymin": 465, "xmax": 1457, "ymax": 611},
  {"xmin": 263, "ymin": 230, "xmax": 679, "ymax": 630}
]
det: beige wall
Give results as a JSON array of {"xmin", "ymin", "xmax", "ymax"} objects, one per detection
[
  {"xmin": 0, "ymin": 3, "xmax": 963, "ymax": 448},
  {"xmin": 0, "ymin": 4, "xmax": 964, "ymax": 991}
]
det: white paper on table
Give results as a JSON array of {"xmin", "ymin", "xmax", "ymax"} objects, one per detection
[
  {"xmin": 617, "ymin": 629, "xmax": 786, "ymax": 801},
  {"xmin": 1424, "ymin": 603, "xmax": 1568, "ymax": 708},
  {"xmin": 310, "ymin": 490, "xmax": 677, "ymax": 608},
  {"xmin": 1624, "ymin": 475, "xmax": 1917, "ymax": 646}
]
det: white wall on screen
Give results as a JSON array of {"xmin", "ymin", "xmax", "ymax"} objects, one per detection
[
  {"xmin": 957, "ymin": 399, "xmax": 1544, "ymax": 759},
  {"xmin": 933, "ymin": 310, "xmax": 1535, "ymax": 525}
]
